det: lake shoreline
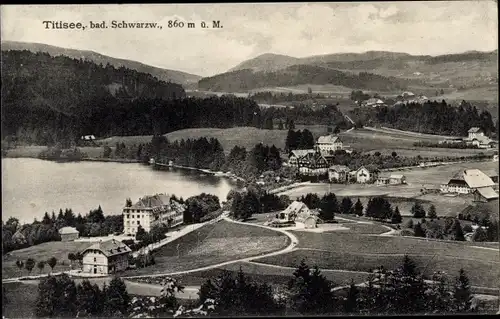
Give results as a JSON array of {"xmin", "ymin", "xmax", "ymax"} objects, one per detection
[
  {"xmin": 4, "ymin": 146, "xmax": 247, "ymax": 182},
  {"xmin": 3, "ymin": 157, "xmax": 237, "ymax": 225}
]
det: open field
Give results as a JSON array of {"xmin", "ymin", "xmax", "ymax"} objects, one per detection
[
  {"xmin": 254, "ymin": 229, "xmax": 499, "ymax": 288},
  {"xmin": 123, "ymin": 220, "xmax": 289, "ymax": 276},
  {"xmin": 339, "ymin": 128, "xmax": 495, "ymax": 154},
  {"xmin": 403, "ymin": 160, "xmax": 498, "ymax": 185},
  {"xmin": 254, "ymin": 248, "xmax": 499, "ymax": 288},
  {"xmin": 2, "ymin": 241, "xmax": 91, "ymax": 279},
  {"xmin": 133, "ymin": 260, "xmax": 369, "ymax": 288}
]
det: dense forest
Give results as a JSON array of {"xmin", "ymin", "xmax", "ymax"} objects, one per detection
[
  {"xmin": 1, "ymin": 50, "xmax": 262, "ymax": 145},
  {"xmin": 259, "ymin": 104, "xmax": 351, "ymax": 128},
  {"xmin": 198, "ymin": 65, "xmax": 411, "ymax": 92},
  {"xmin": 351, "ymin": 100, "xmax": 497, "ymax": 137}
]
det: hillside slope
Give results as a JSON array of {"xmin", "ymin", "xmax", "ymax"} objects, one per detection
[
  {"xmin": 229, "ymin": 53, "xmax": 301, "ymax": 72},
  {"xmin": 1, "ymin": 41, "xmax": 201, "ymax": 86},
  {"xmin": 225, "ymin": 50, "xmax": 498, "ymax": 94},
  {"xmin": 198, "ymin": 65, "xmax": 415, "ymax": 93}
]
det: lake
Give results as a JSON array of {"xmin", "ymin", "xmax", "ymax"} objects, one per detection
[{"xmin": 2, "ymin": 158, "xmax": 237, "ymax": 224}]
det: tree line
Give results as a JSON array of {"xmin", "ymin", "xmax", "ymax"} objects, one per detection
[
  {"xmin": 198, "ymin": 65, "xmax": 410, "ymax": 93},
  {"xmin": 373, "ymin": 100, "xmax": 497, "ymax": 137},
  {"xmin": 2, "ymin": 206, "xmax": 123, "ymax": 254},
  {"xmin": 25, "ymin": 256, "xmax": 483, "ymax": 318}
]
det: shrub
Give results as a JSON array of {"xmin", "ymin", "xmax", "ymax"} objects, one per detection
[
  {"xmin": 400, "ymin": 229, "xmax": 414, "ymax": 236},
  {"xmin": 462, "ymin": 224, "xmax": 473, "ymax": 233}
]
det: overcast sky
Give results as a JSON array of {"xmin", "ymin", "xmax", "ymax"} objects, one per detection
[{"xmin": 1, "ymin": 2, "xmax": 497, "ymax": 76}]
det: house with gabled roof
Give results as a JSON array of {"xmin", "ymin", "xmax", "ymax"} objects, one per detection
[
  {"xmin": 297, "ymin": 151, "xmax": 329, "ymax": 178},
  {"xmin": 58, "ymin": 226, "xmax": 79, "ymax": 242},
  {"xmin": 328, "ymin": 165, "xmax": 351, "ymax": 183},
  {"xmin": 81, "ymin": 239, "xmax": 131, "ymax": 275},
  {"xmin": 441, "ymin": 169, "xmax": 498, "ymax": 201},
  {"xmin": 315, "ymin": 135, "xmax": 343, "ymax": 156},
  {"xmin": 350, "ymin": 166, "xmax": 379, "ymax": 184},
  {"xmin": 288, "ymin": 149, "xmax": 316, "ymax": 167}
]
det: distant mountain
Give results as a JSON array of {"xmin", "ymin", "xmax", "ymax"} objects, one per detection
[
  {"xmin": 199, "ymin": 64, "xmax": 413, "ymax": 93},
  {"xmin": 1, "ymin": 41, "xmax": 201, "ymax": 86},
  {"xmin": 229, "ymin": 53, "xmax": 301, "ymax": 72},
  {"xmin": 215, "ymin": 49, "xmax": 498, "ymax": 93}
]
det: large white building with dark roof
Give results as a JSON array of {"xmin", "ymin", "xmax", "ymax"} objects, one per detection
[
  {"xmin": 123, "ymin": 193, "xmax": 185, "ymax": 236},
  {"xmin": 315, "ymin": 135, "xmax": 343, "ymax": 156},
  {"xmin": 440, "ymin": 169, "xmax": 498, "ymax": 201},
  {"xmin": 81, "ymin": 239, "xmax": 131, "ymax": 275}
]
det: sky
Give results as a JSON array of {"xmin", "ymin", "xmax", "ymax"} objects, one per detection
[{"xmin": 1, "ymin": 2, "xmax": 498, "ymax": 76}]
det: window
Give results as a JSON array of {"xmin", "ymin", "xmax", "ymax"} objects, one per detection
[
  {"xmin": 94, "ymin": 257, "xmax": 96, "ymax": 262},
  {"xmin": 126, "ymin": 214, "xmax": 130, "ymax": 219},
  {"xmin": 132, "ymin": 215, "xmax": 134, "ymax": 218},
  {"xmin": 137, "ymin": 220, "xmax": 140, "ymax": 225}
]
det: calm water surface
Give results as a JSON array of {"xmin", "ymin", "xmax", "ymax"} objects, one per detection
[{"xmin": 2, "ymin": 158, "xmax": 237, "ymax": 224}]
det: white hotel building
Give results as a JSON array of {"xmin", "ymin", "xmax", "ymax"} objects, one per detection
[{"xmin": 123, "ymin": 193, "xmax": 185, "ymax": 236}]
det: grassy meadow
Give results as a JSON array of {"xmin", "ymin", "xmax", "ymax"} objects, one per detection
[
  {"xmin": 123, "ymin": 220, "xmax": 289, "ymax": 277},
  {"xmin": 2, "ymin": 241, "xmax": 91, "ymax": 279}
]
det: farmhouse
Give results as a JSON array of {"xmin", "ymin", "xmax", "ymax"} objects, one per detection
[
  {"xmin": 274, "ymin": 201, "xmax": 319, "ymax": 228},
  {"xmin": 123, "ymin": 193, "xmax": 185, "ymax": 236},
  {"xmin": 376, "ymin": 174, "xmax": 406, "ymax": 185},
  {"xmin": 350, "ymin": 166, "xmax": 378, "ymax": 184},
  {"xmin": 440, "ymin": 169, "xmax": 498, "ymax": 201},
  {"xmin": 362, "ymin": 98, "xmax": 386, "ymax": 108},
  {"xmin": 288, "ymin": 149, "xmax": 316, "ymax": 167},
  {"xmin": 80, "ymin": 135, "xmax": 96, "ymax": 141},
  {"xmin": 58, "ymin": 226, "xmax": 79, "ymax": 242},
  {"xmin": 328, "ymin": 165, "xmax": 351, "ymax": 183},
  {"xmin": 464, "ymin": 127, "xmax": 494, "ymax": 148},
  {"xmin": 275, "ymin": 201, "xmax": 310, "ymax": 223},
  {"xmin": 315, "ymin": 135, "xmax": 343, "ymax": 156},
  {"xmin": 81, "ymin": 239, "xmax": 131, "ymax": 275}
]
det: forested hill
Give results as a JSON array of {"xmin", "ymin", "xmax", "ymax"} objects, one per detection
[
  {"xmin": 2, "ymin": 50, "xmax": 261, "ymax": 145},
  {"xmin": 1, "ymin": 41, "xmax": 201, "ymax": 86},
  {"xmin": 198, "ymin": 65, "xmax": 413, "ymax": 93}
]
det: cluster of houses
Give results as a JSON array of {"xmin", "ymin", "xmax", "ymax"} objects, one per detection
[
  {"xmin": 59, "ymin": 193, "xmax": 186, "ymax": 276},
  {"xmin": 439, "ymin": 127, "xmax": 497, "ymax": 149},
  {"xmin": 440, "ymin": 169, "xmax": 499, "ymax": 202},
  {"xmin": 287, "ymin": 134, "xmax": 407, "ymax": 185}
]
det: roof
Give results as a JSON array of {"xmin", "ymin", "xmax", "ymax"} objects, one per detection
[
  {"xmin": 363, "ymin": 98, "xmax": 385, "ymax": 105},
  {"xmin": 130, "ymin": 194, "xmax": 170, "ymax": 209},
  {"xmin": 390, "ymin": 174, "xmax": 405, "ymax": 179},
  {"xmin": 58, "ymin": 226, "xmax": 79, "ymax": 235},
  {"xmin": 468, "ymin": 127, "xmax": 482, "ymax": 133},
  {"xmin": 475, "ymin": 187, "xmax": 499, "ymax": 200},
  {"xmin": 83, "ymin": 239, "xmax": 132, "ymax": 257},
  {"xmin": 463, "ymin": 169, "xmax": 495, "ymax": 188},
  {"xmin": 329, "ymin": 165, "xmax": 350, "ymax": 172},
  {"xmin": 317, "ymin": 135, "xmax": 342, "ymax": 144},
  {"xmin": 282, "ymin": 201, "xmax": 310, "ymax": 217},
  {"xmin": 290, "ymin": 149, "xmax": 315, "ymax": 158}
]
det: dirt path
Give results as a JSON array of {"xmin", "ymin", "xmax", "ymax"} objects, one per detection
[{"xmin": 123, "ymin": 216, "xmax": 298, "ymax": 280}]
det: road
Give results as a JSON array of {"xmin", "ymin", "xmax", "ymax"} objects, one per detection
[{"xmin": 123, "ymin": 215, "xmax": 299, "ymax": 279}]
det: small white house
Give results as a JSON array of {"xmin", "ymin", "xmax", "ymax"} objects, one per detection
[
  {"xmin": 353, "ymin": 166, "xmax": 375, "ymax": 184},
  {"xmin": 81, "ymin": 239, "xmax": 131, "ymax": 275},
  {"xmin": 58, "ymin": 227, "xmax": 79, "ymax": 242}
]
